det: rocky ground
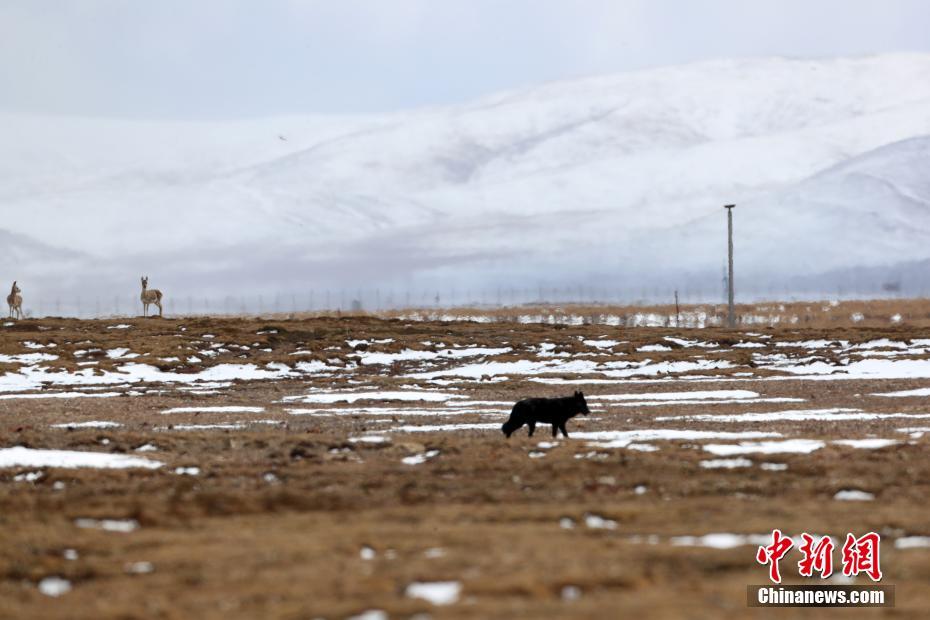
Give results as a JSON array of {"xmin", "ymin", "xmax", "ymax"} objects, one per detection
[{"xmin": 2, "ymin": 313, "xmax": 930, "ymax": 618}]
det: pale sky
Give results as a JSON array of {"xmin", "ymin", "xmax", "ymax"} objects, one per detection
[{"xmin": 1, "ymin": 0, "xmax": 929, "ymax": 118}]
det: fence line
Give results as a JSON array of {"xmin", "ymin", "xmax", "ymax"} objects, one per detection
[{"xmin": 11, "ymin": 283, "xmax": 919, "ymax": 319}]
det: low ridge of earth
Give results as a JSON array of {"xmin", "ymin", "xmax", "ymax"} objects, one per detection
[{"xmin": 2, "ymin": 311, "xmax": 930, "ymax": 618}]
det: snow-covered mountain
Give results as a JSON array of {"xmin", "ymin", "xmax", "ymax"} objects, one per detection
[{"xmin": 2, "ymin": 53, "xmax": 930, "ymax": 307}]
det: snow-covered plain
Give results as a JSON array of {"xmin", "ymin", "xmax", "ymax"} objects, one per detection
[{"xmin": 7, "ymin": 330, "xmax": 930, "ymax": 468}]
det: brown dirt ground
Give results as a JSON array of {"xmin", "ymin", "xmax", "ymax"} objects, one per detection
[{"xmin": 2, "ymin": 312, "xmax": 930, "ymax": 619}]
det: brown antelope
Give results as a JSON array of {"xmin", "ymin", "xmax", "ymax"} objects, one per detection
[
  {"xmin": 140, "ymin": 276, "xmax": 164, "ymax": 317},
  {"xmin": 7, "ymin": 281, "xmax": 22, "ymax": 319}
]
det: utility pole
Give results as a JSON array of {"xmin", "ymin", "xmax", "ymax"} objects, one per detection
[{"xmin": 724, "ymin": 204, "xmax": 736, "ymax": 328}]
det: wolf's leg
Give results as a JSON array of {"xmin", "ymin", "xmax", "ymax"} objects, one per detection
[
  {"xmin": 527, "ymin": 422, "xmax": 535, "ymax": 437},
  {"xmin": 559, "ymin": 423, "xmax": 569, "ymax": 438},
  {"xmin": 551, "ymin": 424, "xmax": 558, "ymax": 437}
]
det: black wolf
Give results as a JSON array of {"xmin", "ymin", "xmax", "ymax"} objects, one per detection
[{"xmin": 502, "ymin": 391, "xmax": 591, "ymax": 438}]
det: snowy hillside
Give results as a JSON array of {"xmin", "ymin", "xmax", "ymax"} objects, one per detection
[
  {"xmin": 2, "ymin": 53, "xmax": 930, "ymax": 306},
  {"xmin": 627, "ymin": 136, "xmax": 930, "ymax": 280}
]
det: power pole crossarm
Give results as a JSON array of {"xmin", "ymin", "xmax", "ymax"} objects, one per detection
[{"xmin": 724, "ymin": 204, "xmax": 736, "ymax": 328}]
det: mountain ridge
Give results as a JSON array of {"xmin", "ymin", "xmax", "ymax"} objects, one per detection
[{"xmin": 2, "ymin": 53, "xmax": 930, "ymax": 302}]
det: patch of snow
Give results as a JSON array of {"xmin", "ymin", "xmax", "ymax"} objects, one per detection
[
  {"xmin": 74, "ymin": 518, "xmax": 139, "ymax": 533},
  {"xmin": 169, "ymin": 423, "xmax": 246, "ymax": 431},
  {"xmin": 670, "ymin": 533, "xmax": 770, "ymax": 549},
  {"xmin": 391, "ymin": 423, "xmax": 502, "ymax": 433},
  {"xmin": 703, "ymin": 439, "xmax": 825, "ymax": 456},
  {"xmin": 402, "ymin": 449, "xmax": 440, "ymax": 465},
  {"xmin": 14, "ymin": 470, "xmax": 43, "ymax": 482},
  {"xmin": 125, "ymin": 561, "xmax": 154, "ymax": 575},
  {"xmin": 0, "ymin": 352, "xmax": 58, "ymax": 364},
  {"xmin": 51, "ymin": 421, "xmax": 121, "ymax": 429},
  {"xmin": 346, "ymin": 611, "xmax": 387, "ymax": 620},
  {"xmin": 638, "ymin": 344, "xmax": 673, "ymax": 352},
  {"xmin": 658, "ymin": 408, "xmax": 928, "ymax": 423},
  {"xmin": 405, "ymin": 581, "xmax": 461, "ymax": 606},
  {"xmin": 896, "ymin": 536, "xmax": 930, "ymax": 549},
  {"xmin": 700, "ymin": 458, "xmax": 753, "ymax": 469},
  {"xmin": 776, "ymin": 339, "xmax": 845, "ymax": 349},
  {"xmin": 874, "ymin": 387, "xmax": 930, "ymax": 398},
  {"xmin": 409, "ymin": 358, "xmax": 600, "ymax": 379},
  {"xmin": 0, "ymin": 447, "xmax": 161, "ymax": 469},
  {"xmin": 760, "ymin": 462, "xmax": 788, "ymax": 471},
  {"xmin": 106, "ymin": 348, "xmax": 139, "ymax": 359},
  {"xmin": 833, "ymin": 438, "xmax": 898, "ymax": 449},
  {"xmin": 611, "ymin": 397, "xmax": 805, "ymax": 407},
  {"xmin": 848, "ymin": 338, "xmax": 909, "ymax": 350},
  {"xmin": 772, "ymin": 358, "xmax": 930, "ymax": 381},
  {"xmin": 584, "ymin": 513, "xmax": 617, "ymax": 530},
  {"xmin": 592, "ymin": 390, "xmax": 759, "ymax": 401},
  {"xmin": 160, "ymin": 406, "xmax": 265, "ymax": 414},
  {"xmin": 38, "ymin": 576, "xmax": 71, "ymax": 597},
  {"xmin": 0, "ymin": 361, "xmax": 332, "ymax": 394},
  {"xmin": 576, "ymin": 429, "xmax": 779, "ymax": 449},
  {"xmin": 349, "ymin": 435, "xmax": 390, "ymax": 444},
  {"xmin": 284, "ymin": 390, "xmax": 460, "ymax": 404},
  {"xmin": 359, "ymin": 346, "xmax": 510, "ymax": 365},
  {"xmin": 664, "ymin": 337, "xmax": 719, "ymax": 348},
  {"xmin": 897, "ymin": 427, "xmax": 930, "ymax": 439},
  {"xmin": 0, "ymin": 391, "xmax": 123, "ymax": 400},
  {"xmin": 834, "ymin": 489, "xmax": 875, "ymax": 501},
  {"xmin": 601, "ymin": 359, "xmax": 735, "ymax": 378}
]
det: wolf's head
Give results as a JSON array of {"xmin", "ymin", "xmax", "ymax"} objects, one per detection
[
  {"xmin": 501, "ymin": 418, "xmax": 521, "ymax": 438},
  {"xmin": 574, "ymin": 390, "xmax": 590, "ymax": 415}
]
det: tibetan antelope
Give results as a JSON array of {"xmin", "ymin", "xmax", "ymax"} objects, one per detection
[
  {"xmin": 7, "ymin": 281, "xmax": 22, "ymax": 319},
  {"xmin": 140, "ymin": 276, "xmax": 164, "ymax": 317}
]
